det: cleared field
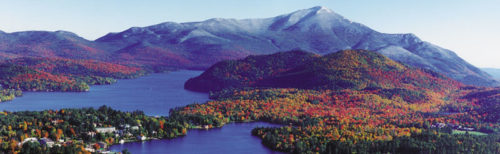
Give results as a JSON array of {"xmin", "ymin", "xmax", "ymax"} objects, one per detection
[{"xmin": 452, "ymin": 130, "xmax": 488, "ymax": 136}]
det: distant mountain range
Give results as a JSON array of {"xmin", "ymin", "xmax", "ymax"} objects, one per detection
[
  {"xmin": 482, "ymin": 68, "xmax": 500, "ymax": 80},
  {"xmin": 0, "ymin": 6, "xmax": 497, "ymax": 86},
  {"xmin": 0, "ymin": 30, "xmax": 112, "ymax": 60}
]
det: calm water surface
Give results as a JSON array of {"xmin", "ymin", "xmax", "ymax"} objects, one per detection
[
  {"xmin": 0, "ymin": 70, "xmax": 282, "ymax": 154},
  {"xmin": 0, "ymin": 70, "xmax": 209, "ymax": 116},
  {"xmin": 110, "ymin": 122, "xmax": 283, "ymax": 154}
]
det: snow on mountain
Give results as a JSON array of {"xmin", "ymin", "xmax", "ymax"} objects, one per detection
[
  {"xmin": 94, "ymin": 6, "xmax": 500, "ymax": 86},
  {"xmin": 0, "ymin": 6, "xmax": 496, "ymax": 86}
]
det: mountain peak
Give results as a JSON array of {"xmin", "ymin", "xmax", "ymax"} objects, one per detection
[
  {"xmin": 268, "ymin": 6, "xmax": 348, "ymax": 31},
  {"xmin": 288, "ymin": 6, "xmax": 339, "ymax": 17},
  {"xmin": 92, "ymin": 7, "xmax": 498, "ymax": 87},
  {"xmin": 310, "ymin": 6, "xmax": 334, "ymax": 14},
  {"xmin": 54, "ymin": 30, "xmax": 80, "ymax": 37},
  {"xmin": 204, "ymin": 18, "xmax": 232, "ymax": 22}
]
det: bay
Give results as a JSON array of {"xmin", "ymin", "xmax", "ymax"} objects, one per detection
[
  {"xmin": 0, "ymin": 70, "xmax": 281, "ymax": 153},
  {"xmin": 0, "ymin": 70, "xmax": 209, "ymax": 116},
  {"xmin": 110, "ymin": 122, "xmax": 283, "ymax": 154}
]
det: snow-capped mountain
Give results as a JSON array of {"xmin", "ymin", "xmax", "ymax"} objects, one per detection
[
  {"xmin": 96, "ymin": 6, "xmax": 498, "ymax": 86},
  {"xmin": 0, "ymin": 6, "xmax": 496, "ymax": 86}
]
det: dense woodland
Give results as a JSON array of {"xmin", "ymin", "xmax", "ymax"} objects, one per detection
[
  {"xmin": 0, "ymin": 57, "xmax": 145, "ymax": 102},
  {"xmin": 0, "ymin": 87, "xmax": 22, "ymax": 102},
  {"xmin": 175, "ymin": 88, "xmax": 500, "ymax": 153},
  {"xmin": 180, "ymin": 50, "xmax": 500, "ymax": 153},
  {"xmin": 185, "ymin": 50, "xmax": 460, "ymax": 93},
  {"xmin": 1, "ymin": 50, "xmax": 500, "ymax": 153},
  {"xmin": 184, "ymin": 50, "xmax": 319, "ymax": 92},
  {"xmin": 0, "ymin": 106, "xmax": 191, "ymax": 153}
]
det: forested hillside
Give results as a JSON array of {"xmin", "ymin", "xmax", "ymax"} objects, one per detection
[
  {"xmin": 1, "ymin": 6, "xmax": 497, "ymax": 86},
  {"xmin": 1, "ymin": 50, "xmax": 499, "ymax": 153},
  {"xmin": 180, "ymin": 50, "xmax": 500, "ymax": 153},
  {"xmin": 0, "ymin": 57, "xmax": 145, "ymax": 102},
  {"xmin": 186, "ymin": 50, "xmax": 461, "ymax": 95}
]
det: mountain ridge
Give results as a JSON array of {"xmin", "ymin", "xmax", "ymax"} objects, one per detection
[
  {"xmin": 482, "ymin": 68, "xmax": 500, "ymax": 80},
  {"xmin": 96, "ymin": 6, "xmax": 497, "ymax": 86},
  {"xmin": 0, "ymin": 30, "xmax": 112, "ymax": 60},
  {"xmin": 0, "ymin": 6, "xmax": 497, "ymax": 86}
]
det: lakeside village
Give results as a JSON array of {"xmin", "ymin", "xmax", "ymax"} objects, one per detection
[
  {"xmin": 14, "ymin": 116, "xmax": 479, "ymax": 153},
  {"xmin": 0, "ymin": 107, "xmax": 192, "ymax": 154},
  {"xmin": 19, "ymin": 123, "xmax": 150, "ymax": 153}
]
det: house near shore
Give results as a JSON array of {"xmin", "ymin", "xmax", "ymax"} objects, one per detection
[
  {"xmin": 97, "ymin": 142, "xmax": 107, "ymax": 149},
  {"xmin": 21, "ymin": 137, "xmax": 38, "ymax": 145},
  {"xmin": 87, "ymin": 131, "xmax": 96, "ymax": 137},
  {"xmin": 137, "ymin": 135, "xmax": 147, "ymax": 141},
  {"xmin": 85, "ymin": 148, "xmax": 95, "ymax": 153},
  {"xmin": 131, "ymin": 126, "xmax": 139, "ymax": 130},
  {"xmin": 39, "ymin": 138, "xmax": 55, "ymax": 148},
  {"xmin": 96, "ymin": 127, "xmax": 116, "ymax": 133}
]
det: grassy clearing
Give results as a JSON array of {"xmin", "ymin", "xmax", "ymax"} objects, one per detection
[{"xmin": 452, "ymin": 130, "xmax": 488, "ymax": 136}]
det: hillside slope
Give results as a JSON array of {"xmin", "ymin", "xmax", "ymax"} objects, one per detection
[
  {"xmin": 0, "ymin": 57, "xmax": 144, "ymax": 102},
  {"xmin": 482, "ymin": 68, "xmax": 500, "ymax": 80},
  {"xmin": 0, "ymin": 30, "xmax": 111, "ymax": 60},
  {"xmin": 98, "ymin": 6, "xmax": 497, "ymax": 86},
  {"xmin": 177, "ymin": 49, "xmax": 500, "ymax": 153},
  {"xmin": 185, "ymin": 49, "xmax": 462, "ymax": 95},
  {"xmin": 0, "ymin": 6, "xmax": 496, "ymax": 86}
]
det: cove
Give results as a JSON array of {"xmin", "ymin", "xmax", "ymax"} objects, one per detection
[
  {"xmin": 110, "ymin": 122, "xmax": 283, "ymax": 154},
  {"xmin": 0, "ymin": 70, "xmax": 282, "ymax": 153}
]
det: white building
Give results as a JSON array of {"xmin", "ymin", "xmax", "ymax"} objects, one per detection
[
  {"xmin": 137, "ymin": 135, "xmax": 147, "ymax": 141},
  {"xmin": 96, "ymin": 127, "xmax": 116, "ymax": 133},
  {"xmin": 131, "ymin": 126, "xmax": 139, "ymax": 130},
  {"xmin": 39, "ymin": 138, "xmax": 55, "ymax": 148},
  {"xmin": 21, "ymin": 137, "xmax": 39, "ymax": 145}
]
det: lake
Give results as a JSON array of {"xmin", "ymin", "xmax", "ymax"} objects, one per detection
[
  {"xmin": 0, "ymin": 70, "xmax": 282, "ymax": 154},
  {"xmin": 110, "ymin": 122, "xmax": 283, "ymax": 154},
  {"xmin": 0, "ymin": 70, "xmax": 209, "ymax": 116}
]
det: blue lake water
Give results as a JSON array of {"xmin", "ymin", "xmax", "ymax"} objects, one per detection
[
  {"xmin": 0, "ymin": 70, "xmax": 282, "ymax": 154},
  {"xmin": 0, "ymin": 70, "xmax": 209, "ymax": 116},
  {"xmin": 110, "ymin": 122, "xmax": 283, "ymax": 154}
]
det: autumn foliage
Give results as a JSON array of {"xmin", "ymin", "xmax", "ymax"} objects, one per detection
[
  {"xmin": 0, "ymin": 57, "xmax": 145, "ymax": 94},
  {"xmin": 178, "ymin": 50, "xmax": 500, "ymax": 153}
]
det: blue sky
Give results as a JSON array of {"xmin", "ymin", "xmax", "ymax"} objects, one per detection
[{"xmin": 1, "ymin": 0, "xmax": 499, "ymax": 68}]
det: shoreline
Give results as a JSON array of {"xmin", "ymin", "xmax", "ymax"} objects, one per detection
[{"xmin": 108, "ymin": 121, "xmax": 284, "ymax": 153}]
